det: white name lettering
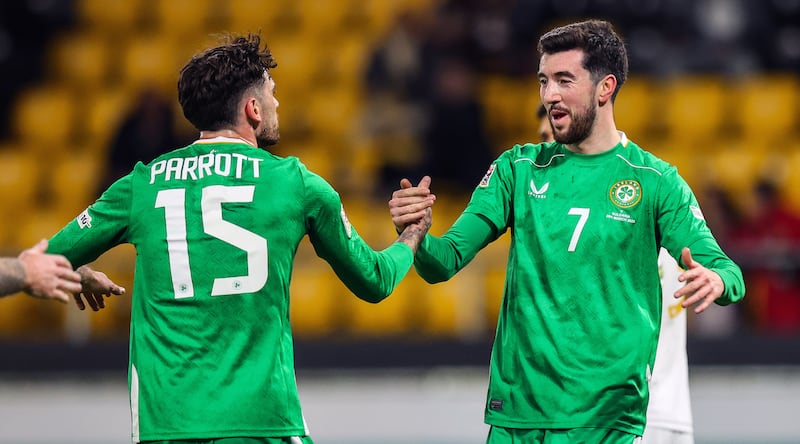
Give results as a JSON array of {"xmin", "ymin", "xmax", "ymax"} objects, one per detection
[{"xmin": 150, "ymin": 154, "xmax": 263, "ymax": 184}]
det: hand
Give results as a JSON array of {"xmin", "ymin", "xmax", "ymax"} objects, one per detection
[
  {"xmin": 675, "ymin": 247, "xmax": 724, "ymax": 314},
  {"xmin": 389, "ymin": 176, "xmax": 436, "ymax": 232},
  {"xmin": 74, "ymin": 265, "xmax": 126, "ymax": 311},
  {"xmin": 18, "ymin": 239, "xmax": 82, "ymax": 303}
]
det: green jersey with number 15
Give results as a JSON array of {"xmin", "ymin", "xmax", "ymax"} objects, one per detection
[{"xmin": 47, "ymin": 137, "xmax": 414, "ymax": 442}]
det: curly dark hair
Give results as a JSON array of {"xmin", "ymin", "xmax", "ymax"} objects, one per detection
[
  {"xmin": 178, "ymin": 34, "xmax": 277, "ymax": 131},
  {"xmin": 537, "ymin": 20, "xmax": 628, "ymax": 101}
]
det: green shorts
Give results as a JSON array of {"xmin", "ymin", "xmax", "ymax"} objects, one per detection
[
  {"xmin": 486, "ymin": 425, "xmax": 641, "ymax": 444},
  {"xmin": 141, "ymin": 437, "xmax": 314, "ymax": 444}
]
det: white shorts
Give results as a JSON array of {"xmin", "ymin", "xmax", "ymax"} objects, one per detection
[{"xmin": 641, "ymin": 426, "xmax": 694, "ymax": 444}]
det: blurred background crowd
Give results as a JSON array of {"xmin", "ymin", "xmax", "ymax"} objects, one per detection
[{"xmin": 0, "ymin": 0, "xmax": 798, "ymax": 369}]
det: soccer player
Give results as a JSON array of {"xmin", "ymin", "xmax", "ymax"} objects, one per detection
[
  {"xmin": 538, "ymin": 103, "xmax": 695, "ymax": 443},
  {"xmin": 389, "ymin": 20, "xmax": 744, "ymax": 443},
  {"xmin": 46, "ymin": 34, "xmax": 433, "ymax": 444}
]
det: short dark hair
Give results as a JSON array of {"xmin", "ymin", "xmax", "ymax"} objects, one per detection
[
  {"xmin": 537, "ymin": 20, "xmax": 628, "ymax": 101},
  {"xmin": 178, "ymin": 34, "xmax": 277, "ymax": 131}
]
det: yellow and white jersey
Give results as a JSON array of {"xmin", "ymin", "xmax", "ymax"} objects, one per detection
[{"xmin": 646, "ymin": 248, "xmax": 693, "ymax": 433}]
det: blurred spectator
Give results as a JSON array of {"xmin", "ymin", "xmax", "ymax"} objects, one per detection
[
  {"xmin": 421, "ymin": 57, "xmax": 493, "ymax": 197},
  {"xmin": 98, "ymin": 86, "xmax": 191, "ymax": 193},
  {"xmin": 362, "ymin": 9, "xmax": 431, "ymax": 197},
  {"xmin": 728, "ymin": 180, "xmax": 800, "ymax": 333}
]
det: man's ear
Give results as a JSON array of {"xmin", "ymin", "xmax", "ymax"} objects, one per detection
[
  {"xmin": 245, "ymin": 97, "xmax": 262, "ymax": 124},
  {"xmin": 597, "ymin": 74, "xmax": 617, "ymax": 105}
]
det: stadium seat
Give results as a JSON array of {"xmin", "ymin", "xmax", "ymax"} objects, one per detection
[
  {"xmin": 49, "ymin": 151, "xmax": 103, "ymax": 216},
  {"xmin": 0, "ymin": 148, "xmax": 41, "ymax": 242},
  {"xmin": 707, "ymin": 142, "xmax": 765, "ymax": 195},
  {"xmin": 290, "ymin": 268, "xmax": 340, "ymax": 337},
  {"xmin": 152, "ymin": 0, "xmax": 214, "ymax": 38},
  {"xmin": 733, "ymin": 74, "xmax": 799, "ymax": 141},
  {"xmin": 422, "ymin": 268, "xmax": 486, "ymax": 338},
  {"xmin": 76, "ymin": 0, "xmax": 144, "ymax": 33},
  {"xmin": 305, "ymin": 87, "xmax": 364, "ymax": 138},
  {"xmin": 77, "ymin": 87, "xmax": 133, "ymax": 150},
  {"xmin": 345, "ymin": 274, "xmax": 416, "ymax": 337},
  {"xmin": 11, "ymin": 85, "xmax": 76, "ymax": 147},
  {"xmin": 120, "ymin": 35, "xmax": 179, "ymax": 94},
  {"xmin": 782, "ymin": 149, "xmax": 800, "ymax": 213},
  {"xmin": 615, "ymin": 76, "xmax": 656, "ymax": 138},
  {"xmin": 48, "ymin": 31, "xmax": 110, "ymax": 88},
  {"xmin": 662, "ymin": 75, "xmax": 728, "ymax": 140},
  {"xmin": 224, "ymin": 0, "xmax": 288, "ymax": 34}
]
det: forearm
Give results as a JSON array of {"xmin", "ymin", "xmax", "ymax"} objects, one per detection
[
  {"xmin": 0, "ymin": 258, "xmax": 25, "ymax": 297},
  {"xmin": 415, "ymin": 212, "xmax": 495, "ymax": 283}
]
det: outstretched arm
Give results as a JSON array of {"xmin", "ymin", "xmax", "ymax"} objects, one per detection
[{"xmin": 0, "ymin": 239, "xmax": 82, "ymax": 302}]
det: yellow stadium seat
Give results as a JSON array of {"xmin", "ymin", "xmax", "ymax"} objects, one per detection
[
  {"xmin": 49, "ymin": 151, "xmax": 103, "ymax": 215},
  {"xmin": 345, "ymin": 274, "xmax": 416, "ymax": 337},
  {"xmin": 781, "ymin": 150, "xmax": 800, "ymax": 213},
  {"xmin": 421, "ymin": 265, "xmax": 486, "ymax": 338},
  {"xmin": 733, "ymin": 74, "xmax": 799, "ymax": 141},
  {"xmin": 709, "ymin": 139, "xmax": 766, "ymax": 196},
  {"xmin": 0, "ymin": 148, "xmax": 41, "ymax": 243},
  {"xmin": 615, "ymin": 76, "xmax": 656, "ymax": 139},
  {"xmin": 152, "ymin": 0, "xmax": 214, "ymax": 37},
  {"xmin": 14, "ymin": 208, "xmax": 75, "ymax": 253},
  {"xmin": 77, "ymin": 87, "xmax": 133, "ymax": 150},
  {"xmin": 12, "ymin": 85, "xmax": 76, "ymax": 147},
  {"xmin": 48, "ymin": 31, "xmax": 110, "ymax": 88},
  {"xmin": 305, "ymin": 87, "xmax": 363, "ymax": 138},
  {"xmin": 290, "ymin": 268, "xmax": 340, "ymax": 337},
  {"xmin": 224, "ymin": 0, "xmax": 286, "ymax": 34},
  {"xmin": 662, "ymin": 76, "xmax": 728, "ymax": 140},
  {"xmin": 120, "ymin": 35, "xmax": 179, "ymax": 94},
  {"xmin": 77, "ymin": 0, "xmax": 144, "ymax": 32}
]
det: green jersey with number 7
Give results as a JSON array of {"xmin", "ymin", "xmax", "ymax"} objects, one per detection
[
  {"xmin": 414, "ymin": 133, "xmax": 744, "ymax": 435},
  {"xmin": 48, "ymin": 136, "xmax": 416, "ymax": 441}
]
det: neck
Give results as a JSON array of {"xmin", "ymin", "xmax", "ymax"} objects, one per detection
[
  {"xmin": 199, "ymin": 129, "xmax": 256, "ymax": 147},
  {"xmin": 565, "ymin": 108, "xmax": 619, "ymax": 154}
]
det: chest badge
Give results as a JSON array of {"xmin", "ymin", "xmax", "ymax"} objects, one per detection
[{"xmin": 609, "ymin": 180, "xmax": 642, "ymax": 209}]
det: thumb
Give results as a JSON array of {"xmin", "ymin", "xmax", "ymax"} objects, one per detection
[
  {"xmin": 417, "ymin": 175, "xmax": 432, "ymax": 190},
  {"xmin": 681, "ymin": 247, "xmax": 695, "ymax": 269},
  {"xmin": 400, "ymin": 178, "xmax": 413, "ymax": 190},
  {"xmin": 33, "ymin": 239, "xmax": 49, "ymax": 253}
]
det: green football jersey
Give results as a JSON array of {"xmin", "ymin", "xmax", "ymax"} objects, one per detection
[
  {"xmin": 415, "ymin": 134, "xmax": 744, "ymax": 434},
  {"xmin": 47, "ymin": 137, "xmax": 414, "ymax": 442}
]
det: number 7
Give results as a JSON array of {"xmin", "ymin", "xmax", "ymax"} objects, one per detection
[{"xmin": 567, "ymin": 208, "xmax": 589, "ymax": 252}]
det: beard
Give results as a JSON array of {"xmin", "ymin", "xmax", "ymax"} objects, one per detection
[
  {"xmin": 554, "ymin": 101, "xmax": 596, "ymax": 145},
  {"xmin": 256, "ymin": 122, "xmax": 280, "ymax": 148}
]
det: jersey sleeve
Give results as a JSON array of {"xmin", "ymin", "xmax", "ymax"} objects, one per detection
[
  {"xmin": 47, "ymin": 173, "xmax": 133, "ymax": 267},
  {"xmin": 655, "ymin": 167, "xmax": 745, "ymax": 305},
  {"xmin": 300, "ymin": 165, "xmax": 414, "ymax": 303},
  {"xmin": 462, "ymin": 149, "xmax": 517, "ymax": 233},
  {"xmin": 414, "ymin": 212, "xmax": 497, "ymax": 283}
]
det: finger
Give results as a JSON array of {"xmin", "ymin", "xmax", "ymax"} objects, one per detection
[
  {"xmin": 53, "ymin": 255, "xmax": 75, "ymax": 269},
  {"xmin": 681, "ymin": 247, "xmax": 695, "ymax": 269},
  {"xmin": 52, "ymin": 289, "xmax": 70, "ymax": 304},
  {"xmin": 417, "ymin": 175, "xmax": 431, "ymax": 190},
  {"xmin": 73, "ymin": 293, "xmax": 87, "ymax": 310},
  {"xmin": 111, "ymin": 285, "xmax": 126, "ymax": 295},
  {"xmin": 400, "ymin": 178, "xmax": 413, "ymax": 189},
  {"xmin": 62, "ymin": 280, "xmax": 83, "ymax": 294}
]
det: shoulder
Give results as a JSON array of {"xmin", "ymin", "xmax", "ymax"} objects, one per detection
[{"xmin": 614, "ymin": 139, "xmax": 676, "ymax": 179}]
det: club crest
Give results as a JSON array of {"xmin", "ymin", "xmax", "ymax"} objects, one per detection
[{"xmin": 609, "ymin": 180, "xmax": 642, "ymax": 209}]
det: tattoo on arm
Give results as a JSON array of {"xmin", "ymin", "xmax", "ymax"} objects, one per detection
[{"xmin": 0, "ymin": 258, "xmax": 26, "ymax": 297}]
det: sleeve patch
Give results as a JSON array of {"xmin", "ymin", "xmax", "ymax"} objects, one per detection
[
  {"xmin": 478, "ymin": 164, "xmax": 497, "ymax": 188},
  {"xmin": 340, "ymin": 205, "xmax": 352, "ymax": 239},
  {"xmin": 690, "ymin": 205, "xmax": 705, "ymax": 221},
  {"xmin": 77, "ymin": 208, "xmax": 93, "ymax": 229}
]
